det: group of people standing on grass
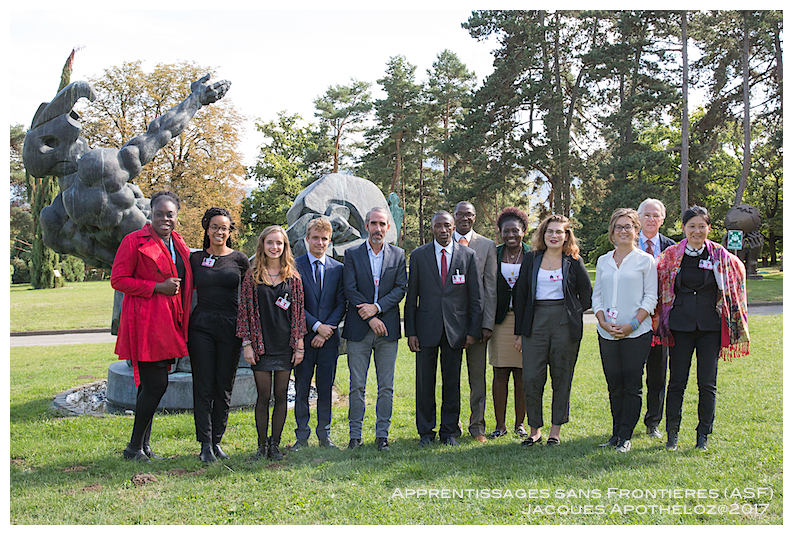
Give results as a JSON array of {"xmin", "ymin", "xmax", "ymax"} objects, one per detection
[{"xmin": 111, "ymin": 191, "xmax": 749, "ymax": 463}]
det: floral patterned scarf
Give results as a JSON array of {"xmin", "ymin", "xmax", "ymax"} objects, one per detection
[{"xmin": 653, "ymin": 238, "xmax": 749, "ymax": 361}]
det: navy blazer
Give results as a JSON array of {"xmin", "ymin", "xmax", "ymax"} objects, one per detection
[
  {"xmin": 342, "ymin": 241, "xmax": 407, "ymax": 342},
  {"xmin": 513, "ymin": 250, "xmax": 592, "ymax": 342},
  {"xmin": 404, "ymin": 241, "xmax": 483, "ymax": 350},
  {"xmin": 296, "ymin": 253, "xmax": 346, "ymax": 347}
]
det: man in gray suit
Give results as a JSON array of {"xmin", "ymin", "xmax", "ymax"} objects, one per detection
[
  {"xmin": 342, "ymin": 207, "xmax": 407, "ymax": 452},
  {"xmin": 405, "ymin": 210, "xmax": 483, "ymax": 447},
  {"xmin": 453, "ymin": 201, "xmax": 497, "ymax": 443}
]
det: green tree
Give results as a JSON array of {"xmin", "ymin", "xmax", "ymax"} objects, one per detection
[{"xmin": 313, "ymin": 79, "xmax": 372, "ymax": 173}]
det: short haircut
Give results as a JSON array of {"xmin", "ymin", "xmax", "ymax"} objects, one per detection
[
  {"xmin": 608, "ymin": 208, "xmax": 641, "ymax": 246},
  {"xmin": 637, "ymin": 198, "xmax": 666, "ymax": 218},
  {"xmin": 365, "ymin": 207, "xmax": 390, "ymax": 225},
  {"xmin": 150, "ymin": 190, "xmax": 181, "ymax": 211},
  {"xmin": 497, "ymin": 207, "xmax": 529, "ymax": 232},
  {"xmin": 682, "ymin": 205, "xmax": 711, "ymax": 226},
  {"xmin": 531, "ymin": 214, "xmax": 580, "ymax": 259},
  {"xmin": 432, "ymin": 210, "xmax": 453, "ymax": 223},
  {"xmin": 454, "ymin": 201, "xmax": 475, "ymax": 214},
  {"xmin": 306, "ymin": 216, "xmax": 333, "ymax": 237}
]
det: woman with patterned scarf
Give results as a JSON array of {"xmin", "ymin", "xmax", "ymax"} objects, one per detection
[{"xmin": 653, "ymin": 206, "xmax": 749, "ymax": 452}]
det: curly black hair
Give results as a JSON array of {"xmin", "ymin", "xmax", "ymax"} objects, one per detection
[
  {"xmin": 201, "ymin": 207, "xmax": 235, "ymax": 249},
  {"xmin": 497, "ymin": 207, "xmax": 530, "ymax": 232},
  {"xmin": 150, "ymin": 190, "xmax": 181, "ymax": 211}
]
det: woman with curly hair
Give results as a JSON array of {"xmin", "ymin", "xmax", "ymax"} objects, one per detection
[
  {"xmin": 513, "ymin": 214, "xmax": 592, "ymax": 447},
  {"xmin": 189, "ymin": 207, "xmax": 250, "ymax": 462},
  {"xmin": 487, "ymin": 207, "xmax": 531, "ymax": 440},
  {"xmin": 236, "ymin": 226, "xmax": 307, "ymax": 460}
]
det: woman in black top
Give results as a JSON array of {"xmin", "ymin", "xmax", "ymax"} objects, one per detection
[{"xmin": 188, "ymin": 207, "xmax": 250, "ymax": 462}]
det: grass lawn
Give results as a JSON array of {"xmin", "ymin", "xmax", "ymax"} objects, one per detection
[
  {"xmin": 9, "ymin": 315, "xmax": 782, "ymax": 525},
  {"xmin": 10, "ymin": 281, "xmax": 115, "ymax": 331}
]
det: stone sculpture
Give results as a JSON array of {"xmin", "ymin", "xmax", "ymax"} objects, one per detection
[
  {"xmin": 285, "ymin": 173, "xmax": 397, "ymax": 261},
  {"xmin": 388, "ymin": 192, "xmax": 404, "ymax": 244},
  {"xmin": 22, "ymin": 74, "xmax": 230, "ymax": 269},
  {"xmin": 723, "ymin": 204, "xmax": 764, "ymax": 279}
]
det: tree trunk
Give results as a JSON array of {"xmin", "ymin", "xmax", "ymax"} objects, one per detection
[
  {"xmin": 680, "ymin": 11, "xmax": 690, "ymax": 214},
  {"xmin": 734, "ymin": 12, "xmax": 751, "ymax": 206}
]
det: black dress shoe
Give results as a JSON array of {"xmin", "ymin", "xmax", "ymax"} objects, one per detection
[
  {"xmin": 696, "ymin": 434, "xmax": 709, "ymax": 450},
  {"xmin": 347, "ymin": 438, "xmax": 363, "ymax": 450},
  {"xmin": 647, "ymin": 425, "xmax": 662, "ymax": 439},
  {"xmin": 521, "ymin": 436, "xmax": 542, "ymax": 446},
  {"xmin": 212, "ymin": 444, "xmax": 230, "ymax": 460},
  {"xmin": 268, "ymin": 438, "xmax": 284, "ymax": 460},
  {"xmin": 666, "ymin": 431, "xmax": 679, "ymax": 451},
  {"xmin": 319, "ymin": 437, "xmax": 338, "ymax": 449},
  {"xmin": 443, "ymin": 436, "xmax": 460, "ymax": 446},
  {"xmin": 418, "ymin": 436, "xmax": 434, "ymax": 448},
  {"xmin": 142, "ymin": 444, "xmax": 163, "ymax": 460},
  {"xmin": 123, "ymin": 445, "xmax": 151, "ymax": 462},
  {"xmin": 375, "ymin": 437, "xmax": 390, "ymax": 451},
  {"xmin": 199, "ymin": 443, "xmax": 217, "ymax": 463},
  {"xmin": 290, "ymin": 439, "xmax": 308, "ymax": 452},
  {"xmin": 599, "ymin": 436, "xmax": 619, "ymax": 448}
]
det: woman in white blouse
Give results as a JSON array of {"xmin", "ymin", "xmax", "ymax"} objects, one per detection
[{"xmin": 592, "ymin": 208, "xmax": 658, "ymax": 453}]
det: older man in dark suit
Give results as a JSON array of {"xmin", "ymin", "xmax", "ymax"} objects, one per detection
[
  {"xmin": 293, "ymin": 217, "xmax": 346, "ymax": 450},
  {"xmin": 342, "ymin": 207, "xmax": 407, "ymax": 452},
  {"xmin": 405, "ymin": 210, "xmax": 483, "ymax": 447},
  {"xmin": 453, "ymin": 201, "xmax": 497, "ymax": 443},
  {"xmin": 637, "ymin": 198, "xmax": 676, "ymax": 439}
]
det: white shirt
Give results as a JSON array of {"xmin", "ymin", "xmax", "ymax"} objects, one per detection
[
  {"xmin": 366, "ymin": 240, "xmax": 384, "ymax": 312},
  {"xmin": 536, "ymin": 267, "xmax": 564, "ymax": 300},
  {"xmin": 434, "ymin": 240, "xmax": 454, "ymax": 278},
  {"xmin": 638, "ymin": 231, "xmax": 660, "ymax": 258},
  {"xmin": 592, "ymin": 248, "xmax": 658, "ymax": 340},
  {"xmin": 453, "ymin": 230, "xmax": 473, "ymax": 245}
]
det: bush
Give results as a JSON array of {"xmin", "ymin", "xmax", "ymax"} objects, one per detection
[
  {"xmin": 58, "ymin": 255, "xmax": 86, "ymax": 282},
  {"xmin": 11, "ymin": 258, "xmax": 31, "ymax": 284},
  {"xmin": 589, "ymin": 232, "xmax": 614, "ymax": 264}
]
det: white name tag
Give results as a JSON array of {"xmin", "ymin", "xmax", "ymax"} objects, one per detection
[
  {"xmin": 452, "ymin": 270, "xmax": 465, "ymax": 284},
  {"xmin": 549, "ymin": 273, "xmax": 563, "ymax": 282},
  {"xmin": 275, "ymin": 296, "xmax": 291, "ymax": 310},
  {"xmin": 201, "ymin": 256, "xmax": 216, "ymax": 268},
  {"xmin": 606, "ymin": 308, "xmax": 619, "ymax": 321},
  {"xmin": 699, "ymin": 259, "xmax": 714, "ymax": 270}
]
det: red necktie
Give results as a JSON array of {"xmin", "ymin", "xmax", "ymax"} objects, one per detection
[
  {"xmin": 645, "ymin": 240, "xmax": 654, "ymax": 256},
  {"xmin": 441, "ymin": 248, "xmax": 448, "ymax": 286},
  {"xmin": 459, "ymin": 237, "xmax": 469, "ymax": 247}
]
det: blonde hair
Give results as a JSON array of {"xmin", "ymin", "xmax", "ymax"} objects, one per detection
[
  {"xmin": 306, "ymin": 216, "xmax": 333, "ymax": 238},
  {"xmin": 608, "ymin": 208, "xmax": 641, "ymax": 246},
  {"xmin": 531, "ymin": 214, "xmax": 580, "ymax": 259},
  {"xmin": 251, "ymin": 225, "xmax": 299, "ymax": 284}
]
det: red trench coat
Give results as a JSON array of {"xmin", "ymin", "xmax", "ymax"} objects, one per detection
[{"xmin": 111, "ymin": 223, "xmax": 193, "ymax": 386}]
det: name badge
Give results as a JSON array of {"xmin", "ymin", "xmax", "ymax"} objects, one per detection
[
  {"xmin": 606, "ymin": 308, "xmax": 619, "ymax": 321},
  {"xmin": 275, "ymin": 295, "xmax": 291, "ymax": 310},
  {"xmin": 549, "ymin": 273, "xmax": 563, "ymax": 282},
  {"xmin": 201, "ymin": 256, "xmax": 216, "ymax": 268},
  {"xmin": 452, "ymin": 270, "xmax": 465, "ymax": 284},
  {"xmin": 699, "ymin": 259, "xmax": 714, "ymax": 270}
]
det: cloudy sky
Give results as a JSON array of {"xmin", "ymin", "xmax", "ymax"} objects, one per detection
[{"xmin": 9, "ymin": 3, "xmax": 504, "ymax": 167}]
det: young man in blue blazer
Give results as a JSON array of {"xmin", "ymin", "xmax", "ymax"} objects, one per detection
[{"xmin": 293, "ymin": 217, "xmax": 346, "ymax": 449}]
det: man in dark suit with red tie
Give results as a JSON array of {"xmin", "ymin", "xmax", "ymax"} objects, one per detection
[
  {"xmin": 637, "ymin": 198, "xmax": 676, "ymax": 439},
  {"xmin": 405, "ymin": 210, "xmax": 483, "ymax": 447}
]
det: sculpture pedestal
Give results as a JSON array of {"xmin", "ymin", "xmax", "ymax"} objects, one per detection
[{"xmin": 105, "ymin": 361, "xmax": 257, "ymax": 413}]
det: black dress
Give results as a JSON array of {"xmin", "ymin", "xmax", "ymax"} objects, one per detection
[{"xmin": 251, "ymin": 280, "xmax": 293, "ymax": 372}]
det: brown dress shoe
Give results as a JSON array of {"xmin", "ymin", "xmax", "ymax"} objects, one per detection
[{"xmin": 473, "ymin": 434, "xmax": 488, "ymax": 443}]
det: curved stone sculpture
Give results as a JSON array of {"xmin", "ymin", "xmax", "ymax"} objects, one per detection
[
  {"xmin": 723, "ymin": 203, "xmax": 764, "ymax": 279},
  {"xmin": 286, "ymin": 173, "xmax": 397, "ymax": 260}
]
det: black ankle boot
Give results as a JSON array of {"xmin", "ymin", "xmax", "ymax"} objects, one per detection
[
  {"xmin": 666, "ymin": 431, "xmax": 679, "ymax": 451},
  {"xmin": 212, "ymin": 443, "xmax": 230, "ymax": 460},
  {"xmin": 696, "ymin": 434, "xmax": 709, "ymax": 450},
  {"xmin": 123, "ymin": 444, "xmax": 150, "ymax": 462},
  {"xmin": 255, "ymin": 438, "xmax": 269, "ymax": 459},
  {"xmin": 199, "ymin": 442, "xmax": 217, "ymax": 463},
  {"xmin": 142, "ymin": 444, "xmax": 163, "ymax": 460},
  {"xmin": 268, "ymin": 437, "xmax": 283, "ymax": 461}
]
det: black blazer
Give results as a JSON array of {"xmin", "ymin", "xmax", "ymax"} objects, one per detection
[
  {"xmin": 513, "ymin": 250, "xmax": 593, "ymax": 342},
  {"xmin": 404, "ymin": 241, "xmax": 483, "ymax": 349},
  {"xmin": 495, "ymin": 242, "xmax": 531, "ymax": 325}
]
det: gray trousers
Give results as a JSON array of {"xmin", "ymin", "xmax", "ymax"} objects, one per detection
[
  {"xmin": 347, "ymin": 331, "xmax": 399, "ymax": 439},
  {"xmin": 521, "ymin": 300, "xmax": 580, "ymax": 428},
  {"xmin": 465, "ymin": 339, "xmax": 488, "ymax": 436}
]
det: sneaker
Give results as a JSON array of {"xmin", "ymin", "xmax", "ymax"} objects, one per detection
[
  {"xmin": 616, "ymin": 439, "xmax": 632, "ymax": 453},
  {"xmin": 647, "ymin": 425, "xmax": 662, "ymax": 439},
  {"xmin": 375, "ymin": 437, "xmax": 390, "ymax": 451}
]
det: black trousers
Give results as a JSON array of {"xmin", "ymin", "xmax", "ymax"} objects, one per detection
[
  {"xmin": 598, "ymin": 332, "xmax": 652, "ymax": 441},
  {"xmin": 415, "ymin": 329, "xmax": 462, "ymax": 441},
  {"xmin": 189, "ymin": 324, "xmax": 242, "ymax": 444},
  {"xmin": 666, "ymin": 329, "xmax": 720, "ymax": 436},
  {"xmin": 643, "ymin": 343, "xmax": 669, "ymax": 428},
  {"xmin": 129, "ymin": 360, "xmax": 171, "ymax": 450}
]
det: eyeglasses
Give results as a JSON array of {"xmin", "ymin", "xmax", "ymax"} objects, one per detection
[
  {"xmin": 614, "ymin": 225, "xmax": 636, "ymax": 232},
  {"xmin": 545, "ymin": 229, "xmax": 566, "ymax": 236},
  {"xmin": 209, "ymin": 225, "xmax": 230, "ymax": 233},
  {"xmin": 641, "ymin": 214, "xmax": 663, "ymax": 220}
]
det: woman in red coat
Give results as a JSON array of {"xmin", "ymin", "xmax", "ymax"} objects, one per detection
[{"xmin": 112, "ymin": 191, "xmax": 193, "ymax": 462}]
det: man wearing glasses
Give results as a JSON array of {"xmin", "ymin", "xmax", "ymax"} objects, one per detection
[{"xmin": 637, "ymin": 198, "xmax": 676, "ymax": 439}]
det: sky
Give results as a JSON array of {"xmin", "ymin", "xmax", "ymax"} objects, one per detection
[{"xmin": 8, "ymin": 4, "xmax": 504, "ymax": 169}]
